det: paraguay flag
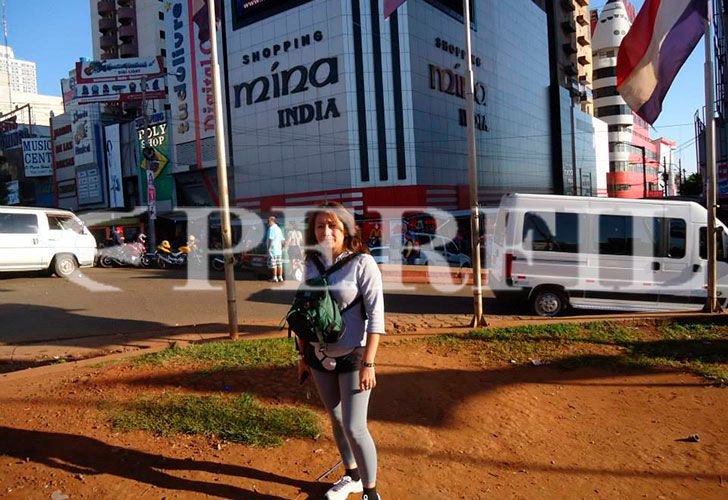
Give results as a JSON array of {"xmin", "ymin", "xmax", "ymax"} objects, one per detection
[
  {"xmin": 384, "ymin": 0, "xmax": 407, "ymax": 18},
  {"xmin": 617, "ymin": 0, "xmax": 708, "ymax": 124}
]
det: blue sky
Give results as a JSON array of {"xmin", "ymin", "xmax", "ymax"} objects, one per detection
[
  {"xmin": 7, "ymin": 0, "xmax": 704, "ymax": 173},
  {"xmin": 7, "ymin": 0, "xmax": 92, "ymax": 95}
]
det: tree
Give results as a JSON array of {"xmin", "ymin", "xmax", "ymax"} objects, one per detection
[{"xmin": 679, "ymin": 172, "xmax": 702, "ymax": 196}]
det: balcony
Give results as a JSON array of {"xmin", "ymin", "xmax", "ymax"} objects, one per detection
[
  {"xmin": 97, "ymin": 0, "xmax": 114, "ymax": 15},
  {"xmin": 118, "ymin": 24, "xmax": 136, "ymax": 40},
  {"xmin": 563, "ymin": 64, "xmax": 578, "ymax": 77},
  {"xmin": 117, "ymin": 0, "xmax": 134, "ymax": 7},
  {"xmin": 117, "ymin": 6, "xmax": 135, "ymax": 22},
  {"xmin": 576, "ymin": 14, "xmax": 589, "ymax": 26},
  {"xmin": 575, "ymin": 0, "xmax": 588, "ymax": 6},
  {"xmin": 561, "ymin": 19, "xmax": 576, "ymax": 34},
  {"xmin": 562, "ymin": 42, "xmax": 577, "ymax": 56},
  {"xmin": 101, "ymin": 49, "xmax": 119, "ymax": 60},
  {"xmin": 99, "ymin": 33, "xmax": 117, "ymax": 50},
  {"xmin": 560, "ymin": 0, "xmax": 575, "ymax": 12},
  {"xmin": 578, "ymin": 55, "xmax": 590, "ymax": 66},
  {"xmin": 98, "ymin": 17, "xmax": 116, "ymax": 33},
  {"xmin": 119, "ymin": 42, "xmax": 138, "ymax": 58},
  {"xmin": 577, "ymin": 35, "xmax": 590, "ymax": 47}
]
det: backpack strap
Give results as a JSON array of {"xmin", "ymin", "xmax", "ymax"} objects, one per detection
[{"xmin": 310, "ymin": 252, "xmax": 361, "ymax": 278}]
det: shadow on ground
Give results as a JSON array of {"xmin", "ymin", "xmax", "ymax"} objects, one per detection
[
  {"xmin": 107, "ymin": 340, "xmax": 726, "ymax": 429},
  {"xmin": 0, "ymin": 426, "xmax": 326, "ymax": 499}
]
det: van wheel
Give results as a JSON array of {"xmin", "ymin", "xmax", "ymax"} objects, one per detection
[
  {"xmin": 53, "ymin": 255, "xmax": 78, "ymax": 278},
  {"xmin": 531, "ymin": 288, "xmax": 567, "ymax": 317}
]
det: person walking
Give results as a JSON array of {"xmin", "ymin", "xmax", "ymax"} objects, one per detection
[
  {"xmin": 267, "ymin": 216, "xmax": 285, "ymax": 282},
  {"xmin": 296, "ymin": 202, "xmax": 384, "ymax": 500},
  {"xmin": 286, "ymin": 222, "xmax": 304, "ymax": 281}
]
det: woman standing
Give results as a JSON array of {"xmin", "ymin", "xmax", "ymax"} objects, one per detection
[{"xmin": 297, "ymin": 202, "xmax": 384, "ymax": 500}]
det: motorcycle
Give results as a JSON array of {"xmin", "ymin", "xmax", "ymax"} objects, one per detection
[
  {"xmin": 97, "ymin": 240, "xmax": 144, "ymax": 268},
  {"xmin": 152, "ymin": 241, "xmax": 188, "ymax": 269}
]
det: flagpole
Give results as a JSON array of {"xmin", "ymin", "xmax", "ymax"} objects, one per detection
[
  {"xmin": 208, "ymin": 0, "xmax": 240, "ymax": 338},
  {"xmin": 463, "ymin": 0, "xmax": 486, "ymax": 327},
  {"xmin": 704, "ymin": 0, "xmax": 720, "ymax": 313}
]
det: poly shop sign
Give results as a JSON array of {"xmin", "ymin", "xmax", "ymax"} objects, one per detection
[{"xmin": 22, "ymin": 138, "xmax": 52, "ymax": 177}]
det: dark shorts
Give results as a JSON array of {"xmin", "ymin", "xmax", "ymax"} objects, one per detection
[{"xmin": 304, "ymin": 343, "xmax": 364, "ymax": 373}]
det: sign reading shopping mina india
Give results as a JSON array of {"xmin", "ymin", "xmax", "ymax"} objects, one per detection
[
  {"xmin": 22, "ymin": 138, "xmax": 52, "ymax": 177},
  {"xmin": 231, "ymin": 29, "xmax": 341, "ymax": 130}
]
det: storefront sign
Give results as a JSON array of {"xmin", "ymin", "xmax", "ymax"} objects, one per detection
[
  {"xmin": 22, "ymin": 138, "xmax": 53, "ymax": 177},
  {"xmin": 105, "ymin": 124, "xmax": 125, "ymax": 208},
  {"xmin": 137, "ymin": 117, "xmax": 173, "ymax": 203}
]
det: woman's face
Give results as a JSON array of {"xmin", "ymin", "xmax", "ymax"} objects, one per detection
[{"xmin": 314, "ymin": 212, "xmax": 346, "ymax": 254}]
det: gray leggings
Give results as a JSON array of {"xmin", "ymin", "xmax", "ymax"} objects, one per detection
[{"xmin": 311, "ymin": 368, "xmax": 378, "ymax": 485}]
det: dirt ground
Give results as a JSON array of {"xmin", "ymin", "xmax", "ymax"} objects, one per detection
[{"xmin": 0, "ymin": 338, "xmax": 727, "ymax": 499}]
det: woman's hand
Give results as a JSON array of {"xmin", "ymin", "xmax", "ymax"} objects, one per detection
[
  {"xmin": 297, "ymin": 357, "xmax": 310, "ymax": 385},
  {"xmin": 359, "ymin": 366, "xmax": 376, "ymax": 391}
]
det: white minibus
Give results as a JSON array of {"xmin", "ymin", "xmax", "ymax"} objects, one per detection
[
  {"xmin": 0, "ymin": 206, "xmax": 97, "ymax": 277},
  {"xmin": 489, "ymin": 194, "xmax": 727, "ymax": 316}
]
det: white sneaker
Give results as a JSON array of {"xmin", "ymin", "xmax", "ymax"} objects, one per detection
[{"xmin": 324, "ymin": 475, "xmax": 363, "ymax": 500}]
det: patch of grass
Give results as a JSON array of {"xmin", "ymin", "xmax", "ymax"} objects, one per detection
[
  {"xmin": 133, "ymin": 338, "xmax": 297, "ymax": 370},
  {"xmin": 662, "ymin": 322, "xmax": 724, "ymax": 341},
  {"xmin": 110, "ymin": 393, "xmax": 320, "ymax": 447},
  {"xmin": 424, "ymin": 320, "xmax": 728, "ymax": 384}
]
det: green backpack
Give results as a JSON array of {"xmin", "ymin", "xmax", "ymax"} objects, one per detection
[{"xmin": 286, "ymin": 253, "xmax": 364, "ymax": 347}]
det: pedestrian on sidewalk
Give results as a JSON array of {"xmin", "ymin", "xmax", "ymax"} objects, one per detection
[
  {"xmin": 296, "ymin": 202, "xmax": 384, "ymax": 500},
  {"xmin": 267, "ymin": 216, "xmax": 285, "ymax": 282}
]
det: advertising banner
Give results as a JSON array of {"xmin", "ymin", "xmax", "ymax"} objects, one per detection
[
  {"xmin": 6, "ymin": 180, "xmax": 19, "ymax": 205},
  {"xmin": 137, "ymin": 115, "xmax": 173, "ymax": 203},
  {"xmin": 75, "ymin": 77, "xmax": 166, "ymax": 104},
  {"xmin": 22, "ymin": 138, "xmax": 53, "ymax": 177},
  {"xmin": 72, "ymin": 108, "xmax": 94, "ymax": 165},
  {"xmin": 76, "ymin": 57, "xmax": 165, "ymax": 83},
  {"xmin": 232, "ymin": 0, "xmax": 312, "ymax": 29},
  {"xmin": 76, "ymin": 163, "xmax": 103, "ymax": 205},
  {"xmin": 164, "ymin": 0, "xmax": 221, "ymax": 165},
  {"xmin": 104, "ymin": 124, "xmax": 125, "ymax": 208},
  {"xmin": 75, "ymin": 57, "xmax": 166, "ymax": 104}
]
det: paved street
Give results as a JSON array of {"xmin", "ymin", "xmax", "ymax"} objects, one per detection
[{"xmin": 0, "ymin": 267, "xmax": 484, "ymax": 347}]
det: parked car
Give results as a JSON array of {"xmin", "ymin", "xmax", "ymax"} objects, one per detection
[{"xmin": 0, "ymin": 206, "xmax": 97, "ymax": 277}]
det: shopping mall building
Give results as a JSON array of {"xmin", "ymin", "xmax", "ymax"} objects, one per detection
[{"xmin": 217, "ymin": 0, "xmax": 598, "ymax": 215}]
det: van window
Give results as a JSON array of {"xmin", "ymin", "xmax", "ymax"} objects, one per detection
[
  {"xmin": 0, "ymin": 213, "xmax": 38, "ymax": 234},
  {"xmin": 699, "ymin": 227, "xmax": 727, "ymax": 261},
  {"xmin": 523, "ymin": 212, "xmax": 578, "ymax": 253},
  {"xmin": 667, "ymin": 219, "xmax": 686, "ymax": 259},
  {"xmin": 47, "ymin": 215, "xmax": 84, "ymax": 235},
  {"xmin": 599, "ymin": 215, "xmax": 632, "ymax": 255}
]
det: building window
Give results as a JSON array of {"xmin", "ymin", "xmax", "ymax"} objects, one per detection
[
  {"xmin": 593, "ymin": 86, "xmax": 619, "ymax": 99},
  {"xmin": 161, "ymin": 48, "xmax": 166, "ymax": 57},
  {"xmin": 160, "ymin": 30, "xmax": 166, "ymax": 39},
  {"xmin": 594, "ymin": 66, "xmax": 617, "ymax": 79},
  {"xmin": 158, "ymin": 11, "xmax": 164, "ymax": 20},
  {"xmin": 596, "ymin": 105, "xmax": 632, "ymax": 118}
]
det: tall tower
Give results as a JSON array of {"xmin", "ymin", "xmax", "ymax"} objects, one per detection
[
  {"xmin": 591, "ymin": 0, "xmax": 634, "ymax": 195},
  {"xmin": 90, "ymin": 0, "xmax": 166, "ymax": 60}
]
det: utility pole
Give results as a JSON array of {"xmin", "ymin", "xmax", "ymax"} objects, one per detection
[
  {"xmin": 704, "ymin": 0, "xmax": 720, "ymax": 312},
  {"xmin": 207, "ymin": 0, "xmax": 239, "ymax": 339},
  {"xmin": 663, "ymin": 157, "xmax": 668, "ymax": 197},
  {"xmin": 463, "ymin": 0, "xmax": 486, "ymax": 327},
  {"xmin": 141, "ymin": 76, "xmax": 156, "ymax": 251},
  {"xmin": 569, "ymin": 79, "xmax": 578, "ymax": 196},
  {"xmin": 640, "ymin": 145, "xmax": 647, "ymax": 198}
]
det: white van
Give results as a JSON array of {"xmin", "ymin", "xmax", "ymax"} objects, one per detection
[
  {"xmin": 489, "ymin": 194, "xmax": 728, "ymax": 316},
  {"xmin": 0, "ymin": 206, "xmax": 97, "ymax": 277}
]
